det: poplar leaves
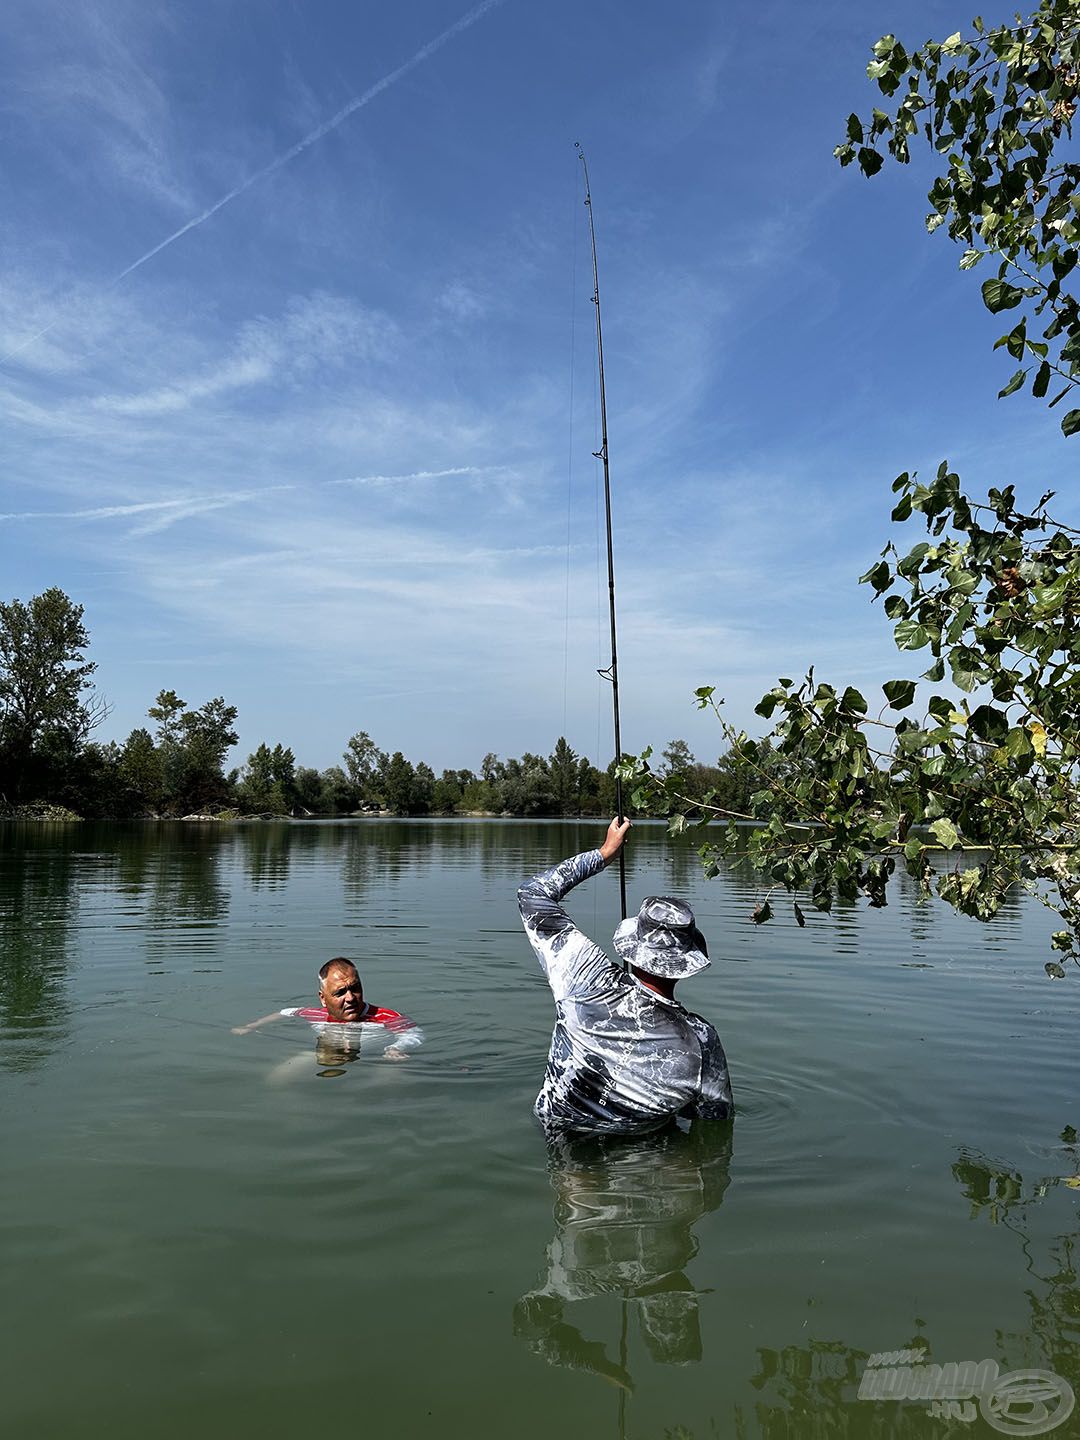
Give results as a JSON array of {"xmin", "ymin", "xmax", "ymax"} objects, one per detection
[
  {"xmin": 834, "ymin": 2, "xmax": 1080, "ymax": 434},
  {"xmin": 622, "ymin": 475, "xmax": 1080, "ymax": 973}
]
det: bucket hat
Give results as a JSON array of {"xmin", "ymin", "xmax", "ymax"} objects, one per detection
[{"xmin": 612, "ymin": 896, "xmax": 710, "ymax": 980}]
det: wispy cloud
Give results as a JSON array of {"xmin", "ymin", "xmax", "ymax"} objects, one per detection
[
  {"xmin": 0, "ymin": 0, "xmax": 506, "ymax": 368},
  {"xmin": 109, "ymin": 0, "xmax": 507, "ymax": 285},
  {"xmin": 91, "ymin": 294, "xmax": 395, "ymax": 417},
  {"xmin": 331, "ymin": 465, "xmax": 508, "ymax": 488},
  {"xmin": 0, "ymin": 486, "xmax": 291, "ymax": 535}
]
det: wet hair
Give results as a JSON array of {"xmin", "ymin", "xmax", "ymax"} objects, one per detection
[{"xmin": 318, "ymin": 957, "xmax": 359, "ymax": 989}]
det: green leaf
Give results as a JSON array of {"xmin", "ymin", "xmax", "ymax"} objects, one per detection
[
  {"xmin": 751, "ymin": 900, "xmax": 773, "ymax": 925},
  {"xmin": 949, "ymin": 651, "xmax": 979, "ymax": 692},
  {"xmin": 998, "ymin": 367, "xmax": 1027, "ymax": 398},
  {"xmin": 968, "ymin": 704, "xmax": 1008, "ymax": 742},
  {"xmin": 1002, "ymin": 726, "xmax": 1034, "ymax": 760},
  {"xmin": 894, "ymin": 619, "xmax": 930, "ymax": 650},
  {"xmin": 668, "ymin": 814, "xmax": 688, "ymax": 837},
  {"xmin": 860, "ymin": 560, "xmax": 892, "ymax": 593},
  {"xmin": 981, "ymin": 278, "xmax": 1024, "ymax": 313},
  {"xmin": 841, "ymin": 686, "xmax": 868, "ymax": 713},
  {"xmin": 882, "ymin": 679, "xmax": 916, "ymax": 709},
  {"xmin": 1062, "ymin": 409, "xmax": 1080, "ymax": 437},
  {"xmin": 793, "ymin": 901, "xmax": 806, "ymax": 928},
  {"xmin": 930, "ymin": 818, "xmax": 960, "ymax": 849},
  {"xmin": 1033, "ymin": 361, "xmax": 1051, "ymax": 399},
  {"xmin": 858, "ymin": 147, "xmax": 884, "ymax": 177}
]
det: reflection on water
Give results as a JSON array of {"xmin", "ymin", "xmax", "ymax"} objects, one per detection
[
  {"xmin": 241, "ymin": 822, "xmax": 292, "ymax": 890},
  {"xmin": 132, "ymin": 825, "xmax": 233, "ymax": 965},
  {"xmin": 951, "ymin": 1143, "xmax": 1080, "ymax": 1398},
  {"xmin": 3, "ymin": 820, "xmax": 1079, "ymax": 1439},
  {"xmin": 0, "ymin": 827, "xmax": 76, "ymax": 1070},
  {"xmin": 736, "ymin": 1144, "xmax": 1080, "ymax": 1438},
  {"xmin": 515, "ymin": 1122, "xmax": 733, "ymax": 1392}
]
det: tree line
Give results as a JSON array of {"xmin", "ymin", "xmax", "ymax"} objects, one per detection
[{"xmin": 0, "ymin": 587, "xmax": 764, "ymax": 820}]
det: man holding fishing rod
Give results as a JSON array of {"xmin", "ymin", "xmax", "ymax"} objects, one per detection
[{"xmin": 518, "ymin": 819, "xmax": 733, "ymax": 1135}]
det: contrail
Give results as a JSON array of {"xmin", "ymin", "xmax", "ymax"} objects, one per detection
[
  {"xmin": 1, "ymin": 0, "xmax": 505, "ymax": 366},
  {"xmin": 0, "ymin": 485, "xmax": 291, "ymax": 523}
]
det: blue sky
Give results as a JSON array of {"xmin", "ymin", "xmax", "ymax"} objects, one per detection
[{"xmin": 2, "ymin": 0, "xmax": 1075, "ymax": 774}]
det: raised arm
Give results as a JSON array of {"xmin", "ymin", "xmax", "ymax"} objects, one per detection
[{"xmin": 517, "ymin": 819, "xmax": 630, "ymax": 1002}]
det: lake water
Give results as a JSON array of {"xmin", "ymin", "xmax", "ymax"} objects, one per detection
[{"xmin": 2, "ymin": 819, "xmax": 1078, "ymax": 1439}]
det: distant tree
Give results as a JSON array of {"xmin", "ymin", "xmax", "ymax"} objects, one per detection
[
  {"xmin": 661, "ymin": 739, "xmax": 696, "ymax": 778},
  {"xmin": 383, "ymin": 752, "xmax": 416, "ymax": 815},
  {"xmin": 459, "ymin": 777, "xmax": 497, "ymax": 812},
  {"xmin": 236, "ymin": 742, "xmax": 296, "ymax": 815},
  {"xmin": 319, "ymin": 765, "xmax": 357, "ymax": 814},
  {"xmin": 411, "ymin": 761, "xmax": 436, "ymax": 815},
  {"xmin": 119, "ymin": 727, "xmax": 165, "ymax": 812},
  {"xmin": 293, "ymin": 766, "xmax": 325, "ymax": 814},
  {"xmin": 598, "ymin": 758, "xmax": 620, "ymax": 815},
  {"xmin": 576, "ymin": 759, "xmax": 605, "ymax": 815},
  {"xmin": 175, "ymin": 697, "xmax": 239, "ymax": 811},
  {"xmin": 432, "ymin": 771, "xmax": 461, "ymax": 813},
  {"xmin": 549, "ymin": 737, "xmax": 581, "ymax": 816},
  {"xmin": 0, "ymin": 588, "xmax": 100, "ymax": 803},
  {"xmin": 502, "ymin": 753, "xmax": 555, "ymax": 816},
  {"xmin": 431, "ymin": 767, "xmax": 475, "ymax": 814},
  {"xmin": 145, "ymin": 689, "xmax": 238, "ymax": 813},
  {"xmin": 481, "ymin": 752, "xmax": 504, "ymax": 784},
  {"xmin": 343, "ymin": 731, "xmax": 386, "ymax": 807}
]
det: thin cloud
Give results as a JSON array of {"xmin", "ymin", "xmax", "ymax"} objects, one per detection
[
  {"xmin": 0, "ymin": 486, "xmax": 291, "ymax": 528},
  {"xmin": 0, "ymin": 0, "xmax": 506, "ymax": 367},
  {"xmin": 330, "ymin": 465, "xmax": 505, "ymax": 487}
]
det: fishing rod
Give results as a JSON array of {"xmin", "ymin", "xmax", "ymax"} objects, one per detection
[{"xmin": 575, "ymin": 142, "xmax": 627, "ymax": 922}]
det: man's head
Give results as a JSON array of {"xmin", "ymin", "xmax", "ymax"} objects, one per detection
[
  {"xmin": 318, "ymin": 958, "xmax": 365, "ymax": 1022},
  {"xmin": 613, "ymin": 897, "xmax": 710, "ymax": 992}
]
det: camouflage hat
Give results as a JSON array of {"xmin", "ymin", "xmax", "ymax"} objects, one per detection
[{"xmin": 612, "ymin": 896, "xmax": 710, "ymax": 980}]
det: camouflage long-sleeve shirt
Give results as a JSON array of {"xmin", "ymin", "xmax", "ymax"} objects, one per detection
[{"xmin": 518, "ymin": 849, "xmax": 733, "ymax": 1135}]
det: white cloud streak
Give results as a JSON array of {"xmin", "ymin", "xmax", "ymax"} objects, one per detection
[
  {"xmin": 0, "ymin": 486, "xmax": 291, "ymax": 531},
  {"xmin": 0, "ymin": 0, "xmax": 506, "ymax": 367},
  {"xmin": 331, "ymin": 465, "xmax": 506, "ymax": 487},
  {"xmin": 110, "ymin": 0, "xmax": 506, "ymax": 285}
]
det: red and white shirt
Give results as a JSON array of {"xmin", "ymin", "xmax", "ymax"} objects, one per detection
[{"xmin": 280, "ymin": 1003, "xmax": 423, "ymax": 1051}]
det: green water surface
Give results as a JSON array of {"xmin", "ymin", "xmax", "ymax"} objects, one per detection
[{"xmin": 1, "ymin": 819, "xmax": 1077, "ymax": 1439}]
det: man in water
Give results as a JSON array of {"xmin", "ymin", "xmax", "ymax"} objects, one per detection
[
  {"xmin": 233, "ymin": 957, "xmax": 423, "ymax": 1060},
  {"xmin": 518, "ymin": 819, "xmax": 732, "ymax": 1134}
]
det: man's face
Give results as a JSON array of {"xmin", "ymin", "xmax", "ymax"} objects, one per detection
[{"xmin": 320, "ymin": 964, "xmax": 364, "ymax": 1022}]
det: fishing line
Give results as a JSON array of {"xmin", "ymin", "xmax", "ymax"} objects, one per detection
[
  {"xmin": 576, "ymin": 143, "xmax": 627, "ymax": 919},
  {"xmin": 562, "ymin": 167, "xmax": 580, "ymax": 741}
]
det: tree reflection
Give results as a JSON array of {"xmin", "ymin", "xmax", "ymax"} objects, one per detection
[
  {"xmin": 950, "ymin": 1140, "xmax": 1080, "ymax": 1397},
  {"xmin": 144, "ymin": 825, "xmax": 230, "ymax": 959},
  {"xmin": 514, "ymin": 1122, "xmax": 733, "ymax": 1393},
  {"xmin": 239, "ymin": 821, "xmax": 292, "ymax": 890},
  {"xmin": 732, "ymin": 1140, "xmax": 1080, "ymax": 1438},
  {"xmin": 0, "ymin": 826, "xmax": 77, "ymax": 1070}
]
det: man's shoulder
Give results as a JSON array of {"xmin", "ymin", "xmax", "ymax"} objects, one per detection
[{"xmin": 678, "ymin": 1007, "xmax": 721, "ymax": 1040}]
